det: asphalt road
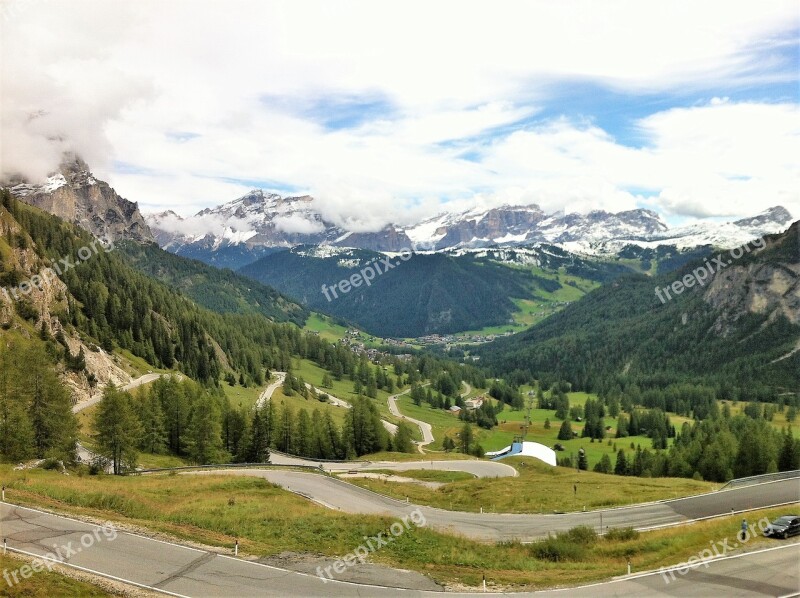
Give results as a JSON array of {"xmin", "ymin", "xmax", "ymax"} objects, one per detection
[
  {"xmin": 72, "ymin": 372, "xmax": 165, "ymax": 414},
  {"xmin": 254, "ymin": 372, "xmax": 286, "ymax": 409},
  {"xmin": 388, "ymin": 387, "xmax": 434, "ymax": 451},
  {"xmin": 267, "ymin": 452, "xmax": 517, "ymax": 479},
  {"xmin": 1, "ymin": 500, "xmax": 797, "ymax": 597},
  {"xmin": 184, "ymin": 471, "xmax": 800, "ymax": 541}
]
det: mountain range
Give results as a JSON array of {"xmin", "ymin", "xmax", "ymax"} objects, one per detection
[
  {"xmin": 146, "ymin": 188, "xmax": 793, "ymax": 269},
  {"xmin": 5, "ymin": 160, "xmax": 792, "ymax": 266}
]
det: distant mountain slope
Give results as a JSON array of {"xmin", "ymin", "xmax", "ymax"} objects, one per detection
[
  {"xmin": 239, "ymin": 247, "xmax": 532, "ymax": 337},
  {"xmin": 117, "ymin": 242, "xmax": 307, "ymax": 325},
  {"xmin": 476, "ymin": 221, "xmax": 800, "ymax": 397},
  {"xmin": 7, "ymin": 155, "xmax": 153, "ymax": 243},
  {"xmin": 238, "ymin": 245, "xmax": 632, "ymax": 337}
]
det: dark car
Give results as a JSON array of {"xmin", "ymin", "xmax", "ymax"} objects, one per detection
[{"xmin": 763, "ymin": 515, "xmax": 800, "ymax": 539}]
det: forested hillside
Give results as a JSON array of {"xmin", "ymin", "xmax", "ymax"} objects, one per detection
[
  {"xmin": 477, "ymin": 222, "xmax": 800, "ymax": 400},
  {"xmin": 118, "ymin": 241, "xmax": 307, "ymax": 324},
  {"xmin": 1, "ymin": 190, "xmax": 303, "ymax": 384},
  {"xmin": 241, "ymin": 247, "xmax": 565, "ymax": 337}
]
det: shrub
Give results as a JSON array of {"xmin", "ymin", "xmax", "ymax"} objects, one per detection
[
  {"xmin": 14, "ymin": 298, "xmax": 38, "ymax": 322},
  {"xmin": 41, "ymin": 458, "xmax": 62, "ymax": 470},
  {"xmin": 604, "ymin": 527, "xmax": 639, "ymax": 541},
  {"xmin": 529, "ymin": 525, "xmax": 597, "ymax": 562},
  {"xmin": 562, "ymin": 525, "xmax": 597, "ymax": 545},
  {"xmin": 529, "ymin": 537, "xmax": 587, "ymax": 562}
]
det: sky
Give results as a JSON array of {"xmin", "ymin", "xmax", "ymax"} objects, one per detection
[{"xmin": 1, "ymin": 0, "xmax": 798, "ymax": 232}]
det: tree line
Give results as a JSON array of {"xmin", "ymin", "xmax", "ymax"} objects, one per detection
[{"xmin": 92, "ymin": 375, "xmax": 417, "ymax": 472}]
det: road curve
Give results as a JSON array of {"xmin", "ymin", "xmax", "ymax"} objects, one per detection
[
  {"xmin": 268, "ymin": 451, "xmax": 516, "ymax": 479},
  {"xmin": 1, "ymin": 500, "xmax": 797, "ymax": 597},
  {"xmin": 255, "ymin": 372, "xmax": 286, "ymax": 409},
  {"xmin": 388, "ymin": 388, "xmax": 434, "ymax": 452},
  {"xmin": 183, "ymin": 470, "xmax": 800, "ymax": 542},
  {"xmin": 72, "ymin": 372, "xmax": 166, "ymax": 414}
]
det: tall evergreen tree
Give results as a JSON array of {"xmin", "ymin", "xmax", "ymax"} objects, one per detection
[
  {"xmin": 614, "ymin": 449, "xmax": 628, "ymax": 476},
  {"xmin": 394, "ymin": 422, "xmax": 414, "ymax": 453},
  {"xmin": 95, "ymin": 384, "xmax": 142, "ymax": 474}
]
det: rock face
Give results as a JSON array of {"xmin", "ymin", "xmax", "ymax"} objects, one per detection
[
  {"xmin": 704, "ymin": 221, "xmax": 800, "ymax": 336},
  {"xmin": 0, "ymin": 202, "xmax": 131, "ymax": 403},
  {"xmin": 8, "ymin": 155, "xmax": 153, "ymax": 243}
]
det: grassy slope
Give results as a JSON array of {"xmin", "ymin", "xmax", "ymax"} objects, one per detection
[
  {"xmin": 397, "ymin": 387, "xmax": 798, "ymax": 469},
  {"xmin": 302, "ymin": 313, "xmax": 349, "ymax": 342},
  {"xmin": 2, "ymin": 465, "xmax": 792, "ymax": 589},
  {"xmin": 445, "ymin": 267, "xmax": 601, "ymax": 339},
  {"xmin": 291, "ymin": 358, "xmax": 421, "ymax": 439},
  {"xmin": 347, "ymin": 457, "xmax": 715, "ymax": 513},
  {"xmin": 0, "ymin": 554, "xmax": 112, "ymax": 597}
]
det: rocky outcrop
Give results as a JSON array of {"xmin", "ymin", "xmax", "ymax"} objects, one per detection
[
  {"xmin": 704, "ymin": 221, "xmax": 800, "ymax": 335},
  {"xmin": 8, "ymin": 155, "xmax": 153, "ymax": 243}
]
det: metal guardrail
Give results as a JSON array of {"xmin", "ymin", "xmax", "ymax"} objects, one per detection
[
  {"xmin": 719, "ymin": 469, "xmax": 800, "ymax": 490},
  {"xmin": 268, "ymin": 449, "xmax": 372, "ymax": 466}
]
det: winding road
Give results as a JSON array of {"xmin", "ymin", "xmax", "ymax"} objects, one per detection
[
  {"xmin": 72, "ymin": 372, "xmax": 166, "ymax": 414},
  {"xmin": 268, "ymin": 451, "xmax": 516, "ymax": 479},
  {"xmin": 50, "ymin": 373, "xmax": 799, "ymax": 595},
  {"xmin": 258, "ymin": 372, "xmax": 398, "ymax": 434},
  {"xmin": 184, "ymin": 469, "xmax": 800, "ymax": 542},
  {"xmin": 388, "ymin": 387, "xmax": 434, "ymax": 452}
]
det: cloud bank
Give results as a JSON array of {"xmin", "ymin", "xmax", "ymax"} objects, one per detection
[{"xmin": 1, "ymin": 0, "xmax": 797, "ymax": 228}]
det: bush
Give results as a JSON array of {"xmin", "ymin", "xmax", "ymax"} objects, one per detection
[
  {"xmin": 604, "ymin": 527, "xmax": 639, "ymax": 541},
  {"xmin": 14, "ymin": 298, "xmax": 39, "ymax": 322},
  {"xmin": 561, "ymin": 525, "xmax": 597, "ymax": 545},
  {"xmin": 529, "ymin": 537, "xmax": 587, "ymax": 562},
  {"xmin": 41, "ymin": 458, "xmax": 62, "ymax": 470},
  {"xmin": 529, "ymin": 525, "xmax": 597, "ymax": 562}
]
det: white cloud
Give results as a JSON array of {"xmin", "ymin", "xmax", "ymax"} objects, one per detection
[
  {"xmin": 1, "ymin": 0, "xmax": 797, "ymax": 227},
  {"xmin": 273, "ymin": 214, "xmax": 325, "ymax": 235}
]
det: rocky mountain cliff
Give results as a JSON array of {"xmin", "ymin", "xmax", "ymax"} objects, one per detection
[{"xmin": 6, "ymin": 155, "xmax": 153, "ymax": 243}]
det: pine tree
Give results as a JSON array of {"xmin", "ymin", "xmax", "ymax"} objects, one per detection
[
  {"xmin": 614, "ymin": 449, "xmax": 628, "ymax": 476},
  {"xmin": 593, "ymin": 453, "xmax": 612, "ymax": 474},
  {"xmin": 394, "ymin": 422, "xmax": 414, "ymax": 453},
  {"xmin": 187, "ymin": 393, "xmax": 224, "ymax": 464},
  {"xmin": 557, "ymin": 419, "xmax": 573, "ymax": 440},
  {"xmin": 577, "ymin": 448, "xmax": 588, "ymax": 470},
  {"xmin": 26, "ymin": 344, "xmax": 77, "ymax": 460},
  {"xmin": 95, "ymin": 384, "xmax": 142, "ymax": 474},
  {"xmin": 778, "ymin": 427, "xmax": 800, "ymax": 471},
  {"xmin": 459, "ymin": 422, "xmax": 473, "ymax": 454},
  {"xmin": 138, "ymin": 392, "xmax": 167, "ymax": 454},
  {"xmin": 297, "ymin": 409, "xmax": 313, "ymax": 457}
]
